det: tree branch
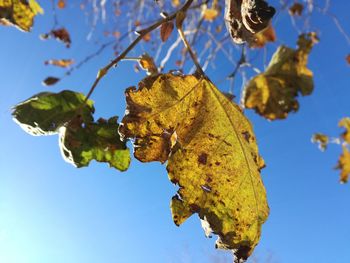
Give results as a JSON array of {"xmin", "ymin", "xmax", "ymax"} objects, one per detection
[{"xmin": 84, "ymin": 0, "xmax": 196, "ymax": 101}]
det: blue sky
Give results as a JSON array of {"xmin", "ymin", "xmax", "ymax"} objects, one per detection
[{"xmin": 1, "ymin": 1, "xmax": 350, "ymax": 263}]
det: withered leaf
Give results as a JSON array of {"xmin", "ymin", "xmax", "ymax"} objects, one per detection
[
  {"xmin": 243, "ymin": 33, "xmax": 316, "ymax": 120},
  {"xmin": 289, "ymin": 3, "xmax": 304, "ymax": 16},
  {"xmin": 42, "ymin": 28, "xmax": 71, "ymax": 48},
  {"xmin": 336, "ymin": 146, "xmax": 350, "ymax": 183},
  {"xmin": 44, "ymin": 59, "xmax": 74, "ymax": 68},
  {"xmin": 138, "ymin": 53, "xmax": 158, "ymax": 76},
  {"xmin": 0, "ymin": 0, "xmax": 43, "ymax": 32},
  {"xmin": 119, "ymin": 73, "xmax": 268, "ymax": 261},
  {"xmin": 339, "ymin": 117, "xmax": 350, "ymax": 144},
  {"xmin": 160, "ymin": 21, "xmax": 174, "ymax": 42},
  {"xmin": 312, "ymin": 133, "xmax": 329, "ymax": 151},
  {"xmin": 42, "ymin": 76, "xmax": 60, "ymax": 86},
  {"xmin": 225, "ymin": 0, "xmax": 276, "ymax": 44}
]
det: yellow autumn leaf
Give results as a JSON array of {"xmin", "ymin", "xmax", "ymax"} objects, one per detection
[
  {"xmin": 202, "ymin": 8, "xmax": 219, "ymax": 21},
  {"xmin": 119, "ymin": 73, "xmax": 268, "ymax": 261},
  {"xmin": 0, "ymin": 0, "xmax": 43, "ymax": 32},
  {"xmin": 243, "ymin": 33, "xmax": 317, "ymax": 120},
  {"xmin": 336, "ymin": 146, "xmax": 350, "ymax": 183},
  {"xmin": 339, "ymin": 117, "xmax": 350, "ymax": 144},
  {"xmin": 28, "ymin": 0, "xmax": 43, "ymax": 14}
]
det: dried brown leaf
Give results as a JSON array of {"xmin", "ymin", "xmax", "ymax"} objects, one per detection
[
  {"xmin": 44, "ymin": 59, "xmax": 74, "ymax": 68},
  {"xmin": 42, "ymin": 77, "xmax": 60, "ymax": 86},
  {"xmin": 225, "ymin": 0, "xmax": 276, "ymax": 44},
  {"xmin": 41, "ymin": 28, "xmax": 72, "ymax": 48},
  {"xmin": 138, "ymin": 53, "xmax": 158, "ymax": 76},
  {"xmin": 312, "ymin": 133, "xmax": 329, "ymax": 151},
  {"xmin": 160, "ymin": 21, "xmax": 174, "ymax": 42},
  {"xmin": 289, "ymin": 3, "xmax": 304, "ymax": 16}
]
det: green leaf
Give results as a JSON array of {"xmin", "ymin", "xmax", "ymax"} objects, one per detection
[
  {"xmin": 13, "ymin": 91, "xmax": 130, "ymax": 171},
  {"xmin": 60, "ymin": 117, "xmax": 131, "ymax": 171},
  {"xmin": 119, "ymin": 73, "xmax": 268, "ymax": 261},
  {"xmin": 12, "ymin": 90, "xmax": 94, "ymax": 136}
]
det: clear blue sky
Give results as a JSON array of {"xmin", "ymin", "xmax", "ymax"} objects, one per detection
[{"xmin": 1, "ymin": 1, "xmax": 350, "ymax": 263}]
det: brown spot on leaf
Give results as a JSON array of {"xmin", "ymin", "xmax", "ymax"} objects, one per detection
[
  {"xmin": 242, "ymin": 131, "xmax": 251, "ymax": 142},
  {"xmin": 198, "ymin": 152, "xmax": 208, "ymax": 165},
  {"xmin": 189, "ymin": 204, "xmax": 201, "ymax": 213}
]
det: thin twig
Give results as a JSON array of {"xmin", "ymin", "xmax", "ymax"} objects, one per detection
[
  {"xmin": 176, "ymin": 10, "xmax": 206, "ymax": 77},
  {"xmin": 51, "ymin": 0, "xmax": 59, "ymax": 28},
  {"xmin": 62, "ymin": 40, "xmax": 114, "ymax": 79},
  {"xmin": 315, "ymin": 4, "xmax": 350, "ymax": 45},
  {"xmin": 228, "ymin": 46, "xmax": 246, "ymax": 79}
]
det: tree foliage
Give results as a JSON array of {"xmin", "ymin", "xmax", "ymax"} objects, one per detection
[{"xmin": 2, "ymin": 0, "xmax": 350, "ymax": 262}]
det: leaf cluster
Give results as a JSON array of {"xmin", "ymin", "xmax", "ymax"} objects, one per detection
[
  {"xmin": 13, "ymin": 90, "xmax": 130, "ymax": 171},
  {"xmin": 4, "ymin": 0, "xmax": 350, "ymax": 262}
]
